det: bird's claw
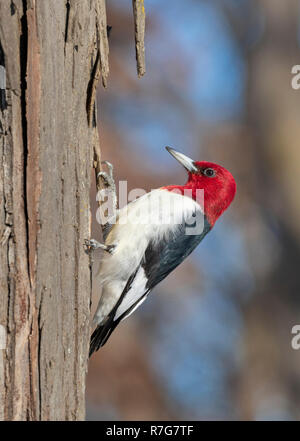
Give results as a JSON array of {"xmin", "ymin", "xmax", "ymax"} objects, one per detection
[
  {"xmin": 84, "ymin": 239, "xmax": 116, "ymax": 254},
  {"xmin": 96, "ymin": 160, "xmax": 118, "ymax": 237},
  {"xmin": 84, "ymin": 239, "xmax": 99, "ymax": 251},
  {"xmin": 98, "ymin": 161, "xmax": 115, "ymax": 189},
  {"xmin": 101, "ymin": 160, "xmax": 114, "ymax": 177},
  {"xmin": 97, "ymin": 171, "xmax": 115, "ymax": 189}
]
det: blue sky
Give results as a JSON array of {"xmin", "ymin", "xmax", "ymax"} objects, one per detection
[{"xmin": 107, "ymin": 0, "xmax": 247, "ymax": 170}]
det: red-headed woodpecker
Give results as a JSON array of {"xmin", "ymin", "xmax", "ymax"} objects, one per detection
[{"xmin": 88, "ymin": 147, "xmax": 236, "ymax": 356}]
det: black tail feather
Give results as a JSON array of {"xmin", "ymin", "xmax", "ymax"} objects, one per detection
[{"xmin": 89, "ymin": 321, "xmax": 117, "ymax": 357}]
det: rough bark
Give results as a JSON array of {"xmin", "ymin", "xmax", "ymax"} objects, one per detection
[{"xmin": 0, "ymin": 0, "xmax": 103, "ymax": 421}]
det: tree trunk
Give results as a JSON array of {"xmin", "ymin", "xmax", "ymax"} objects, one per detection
[{"xmin": 0, "ymin": 0, "xmax": 104, "ymax": 420}]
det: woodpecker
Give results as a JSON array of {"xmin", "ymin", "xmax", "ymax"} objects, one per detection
[{"xmin": 87, "ymin": 147, "xmax": 236, "ymax": 356}]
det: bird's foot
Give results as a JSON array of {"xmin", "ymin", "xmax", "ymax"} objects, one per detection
[
  {"xmin": 98, "ymin": 161, "xmax": 118, "ymax": 225},
  {"xmin": 84, "ymin": 239, "xmax": 116, "ymax": 254},
  {"xmin": 98, "ymin": 161, "xmax": 116, "ymax": 192}
]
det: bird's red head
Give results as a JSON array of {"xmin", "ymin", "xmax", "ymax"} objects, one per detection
[{"xmin": 165, "ymin": 147, "xmax": 236, "ymax": 226}]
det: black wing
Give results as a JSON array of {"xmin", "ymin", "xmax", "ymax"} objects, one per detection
[{"xmin": 142, "ymin": 215, "xmax": 211, "ymax": 291}]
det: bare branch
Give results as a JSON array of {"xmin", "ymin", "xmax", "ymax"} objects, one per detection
[{"xmin": 132, "ymin": 0, "xmax": 146, "ymax": 78}]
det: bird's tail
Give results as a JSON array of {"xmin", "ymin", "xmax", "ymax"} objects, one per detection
[
  {"xmin": 89, "ymin": 266, "xmax": 141, "ymax": 357},
  {"xmin": 89, "ymin": 320, "xmax": 117, "ymax": 357}
]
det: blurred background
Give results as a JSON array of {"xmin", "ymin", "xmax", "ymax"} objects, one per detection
[{"xmin": 86, "ymin": 0, "xmax": 300, "ymax": 420}]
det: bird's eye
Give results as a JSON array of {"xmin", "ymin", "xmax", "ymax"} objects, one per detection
[{"xmin": 203, "ymin": 168, "xmax": 216, "ymax": 177}]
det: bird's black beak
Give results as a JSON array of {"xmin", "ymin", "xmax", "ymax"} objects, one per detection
[{"xmin": 165, "ymin": 146, "xmax": 197, "ymax": 173}]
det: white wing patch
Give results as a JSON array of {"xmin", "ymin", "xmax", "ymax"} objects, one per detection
[{"xmin": 114, "ymin": 267, "xmax": 148, "ymax": 321}]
